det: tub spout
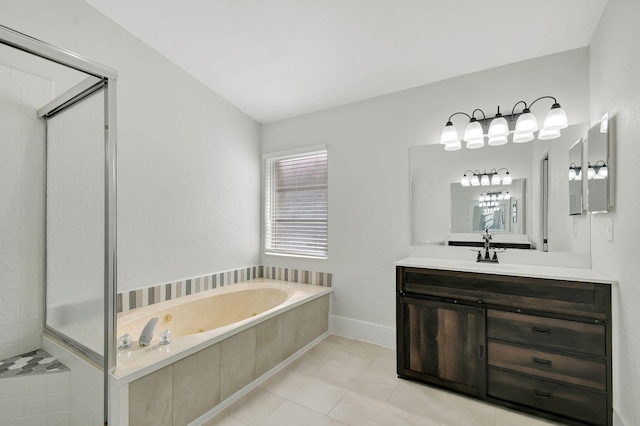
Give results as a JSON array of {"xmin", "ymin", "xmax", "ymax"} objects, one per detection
[{"xmin": 139, "ymin": 317, "xmax": 159, "ymax": 346}]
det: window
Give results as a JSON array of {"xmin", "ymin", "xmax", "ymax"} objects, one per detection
[{"xmin": 264, "ymin": 148, "xmax": 328, "ymax": 259}]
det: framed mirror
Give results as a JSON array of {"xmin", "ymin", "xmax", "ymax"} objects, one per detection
[
  {"xmin": 568, "ymin": 139, "xmax": 584, "ymax": 215},
  {"xmin": 410, "ymin": 123, "xmax": 590, "ymax": 253},
  {"xmin": 587, "ymin": 115, "xmax": 610, "ymax": 213}
]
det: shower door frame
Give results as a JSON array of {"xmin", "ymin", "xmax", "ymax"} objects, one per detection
[{"xmin": 0, "ymin": 24, "xmax": 118, "ymax": 424}]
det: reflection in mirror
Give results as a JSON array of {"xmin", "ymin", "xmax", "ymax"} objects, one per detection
[
  {"xmin": 410, "ymin": 123, "xmax": 590, "ymax": 253},
  {"xmin": 587, "ymin": 114, "xmax": 610, "ymax": 213},
  {"xmin": 451, "ymin": 179, "xmax": 526, "ymax": 234},
  {"xmin": 568, "ymin": 139, "xmax": 584, "ymax": 215}
]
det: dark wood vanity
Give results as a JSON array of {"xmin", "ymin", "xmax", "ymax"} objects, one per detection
[{"xmin": 396, "ymin": 264, "xmax": 613, "ymax": 426}]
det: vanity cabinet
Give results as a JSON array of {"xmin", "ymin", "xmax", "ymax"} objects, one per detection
[{"xmin": 396, "ymin": 266, "xmax": 612, "ymax": 426}]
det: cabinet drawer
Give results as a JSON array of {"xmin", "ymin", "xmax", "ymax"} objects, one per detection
[
  {"xmin": 488, "ymin": 341, "xmax": 606, "ymax": 390},
  {"xmin": 488, "ymin": 368, "xmax": 607, "ymax": 426},
  {"xmin": 487, "ymin": 310, "xmax": 605, "ymax": 357}
]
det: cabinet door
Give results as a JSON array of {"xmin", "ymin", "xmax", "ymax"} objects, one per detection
[{"xmin": 399, "ymin": 296, "xmax": 485, "ymax": 395}]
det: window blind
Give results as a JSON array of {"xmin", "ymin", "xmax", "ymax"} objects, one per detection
[{"xmin": 264, "ymin": 150, "xmax": 328, "ymax": 258}]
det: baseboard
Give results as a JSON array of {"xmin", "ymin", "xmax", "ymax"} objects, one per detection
[
  {"xmin": 613, "ymin": 408, "xmax": 631, "ymax": 426},
  {"xmin": 329, "ymin": 314, "xmax": 395, "ymax": 349}
]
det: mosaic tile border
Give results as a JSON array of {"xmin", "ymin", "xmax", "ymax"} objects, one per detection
[
  {"xmin": 262, "ymin": 265, "xmax": 332, "ymax": 287},
  {"xmin": 0, "ymin": 349, "xmax": 69, "ymax": 379},
  {"xmin": 117, "ymin": 265, "xmax": 332, "ymax": 313}
]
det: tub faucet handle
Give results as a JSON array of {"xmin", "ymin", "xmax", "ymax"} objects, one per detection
[
  {"xmin": 139, "ymin": 317, "xmax": 159, "ymax": 347},
  {"xmin": 159, "ymin": 329, "xmax": 172, "ymax": 345},
  {"xmin": 118, "ymin": 333, "xmax": 132, "ymax": 350}
]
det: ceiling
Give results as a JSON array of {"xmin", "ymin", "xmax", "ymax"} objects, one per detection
[{"xmin": 84, "ymin": 0, "xmax": 608, "ymax": 123}]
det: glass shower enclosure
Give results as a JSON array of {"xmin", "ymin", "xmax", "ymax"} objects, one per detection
[{"xmin": 0, "ymin": 25, "xmax": 117, "ymax": 423}]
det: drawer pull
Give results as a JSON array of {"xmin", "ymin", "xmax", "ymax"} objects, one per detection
[
  {"xmin": 533, "ymin": 389, "xmax": 552, "ymax": 399},
  {"xmin": 532, "ymin": 357, "xmax": 552, "ymax": 368},
  {"xmin": 532, "ymin": 326, "xmax": 551, "ymax": 335}
]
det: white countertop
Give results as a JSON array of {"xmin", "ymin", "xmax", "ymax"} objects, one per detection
[{"xmin": 396, "ymin": 257, "xmax": 617, "ymax": 284}]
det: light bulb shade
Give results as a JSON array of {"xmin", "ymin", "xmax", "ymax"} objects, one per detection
[
  {"xmin": 479, "ymin": 193, "xmax": 485, "ymax": 202},
  {"xmin": 461, "ymin": 175, "xmax": 471, "ymax": 186},
  {"xmin": 588, "ymin": 166, "xmax": 596, "ymax": 179},
  {"xmin": 503, "ymin": 190, "xmax": 511, "ymax": 199},
  {"xmin": 491, "ymin": 174, "xmax": 501, "ymax": 185},
  {"xmin": 538, "ymin": 127, "xmax": 561, "ymax": 140},
  {"xmin": 444, "ymin": 140, "xmax": 461, "ymax": 151},
  {"xmin": 488, "ymin": 135, "xmax": 508, "ymax": 146},
  {"xmin": 465, "ymin": 137, "xmax": 485, "ymax": 149},
  {"xmin": 488, "ymin": 116, "xmax": 509, "ymax": 138},
  {"xmin": 440, "ymin": 122, "xmax": 459, "ymax": 145},
  {"xmin": 502, "ymin": 172, "xmax": 512, "ymax": 185},
  {"xmin": 569, "ymin": 168, "xmax": 577, "ymax": 180},
  {"xmin": 513, "ymin": 132, "xmax": 534, "ymax": 143},
  {"xmin": 470, "ymin": 175, "xmax": 480, "ymax": 186},
  {"xmin": 598, "ymin": 165, "xmax": 608, "ymax": 178},
  {"xmin": 515, "ymin": 111, "xmax": 538, "ymax": 133},
  {"xmin": 463, "ymin": 120, "xmax": 484, "ymax": 141},
  {"xmin": 542, "ymin": 105, "xmax": 568, "ymax": 130},
  {"xmin": 480, "ymin": 174, "xmax": 490, "ymax": 186}
]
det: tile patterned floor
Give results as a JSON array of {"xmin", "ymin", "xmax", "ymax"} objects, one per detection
[
  {"xmin": 205, "ymin": 334, "xmax": 560, "ymax": 426},
  {"xmin": 0, "ymin": 349, "xmax": 69, "ymax": 379}
]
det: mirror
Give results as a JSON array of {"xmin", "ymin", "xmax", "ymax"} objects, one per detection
[
  {"xmin": 587, "ymin": 115, "xmax": 610, "ymax": 213},
  {"xmin": 568, "ymin": 139, "xmax": 584, "ymax": 215},
  {"xmin": 410, "ymin": 123, "xmax": 590, "ymax": 253},
  {"xmin": 451, "ymin": 179, "xmax": 526, "ymax": 234}
]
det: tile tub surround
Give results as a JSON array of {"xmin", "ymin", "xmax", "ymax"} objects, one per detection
[
  {"xmin": 117, "ymin": 265, "xmax": 331, "ymax": 313},
  {"xmin": 114, "ymin": 280, "xmax": 331, "ymax": 380},
  {"xmin": 125, "ymin": 293, "xmax": 330, "ymax": 426}
]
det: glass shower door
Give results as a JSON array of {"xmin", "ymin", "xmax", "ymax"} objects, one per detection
[{"xmin": 44, "ymin": 86, "xmax": 106, "ymax": 360}]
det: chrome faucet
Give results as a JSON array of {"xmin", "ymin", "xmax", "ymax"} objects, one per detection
[
  {"xmin": 476, "ymin": 229, "xmax": 501, "ymax": 263},
  {"xmin": 138, "ymin": 317, "xmax": 159, "ymax": 346}
]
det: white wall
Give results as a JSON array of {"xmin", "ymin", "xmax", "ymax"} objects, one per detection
[
  {"xmin": 261, "ymin": 48, "xmax": 590, "ymax": 346},
  {"xmin": 1, "ymin": 0, "xmax": 262, "ymax": 292},
  {"xmin": 589, "ymin": 0, "xmax": 640, "ymax": 424}
]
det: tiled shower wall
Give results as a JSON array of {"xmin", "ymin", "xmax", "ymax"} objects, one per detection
[
  {"xmin": 117, "ymin": 265, "xmax": 332, "ymax": 313},
  {"xmin": 0, "ymin": 64, "xmax": 52, "ymax": 362}
]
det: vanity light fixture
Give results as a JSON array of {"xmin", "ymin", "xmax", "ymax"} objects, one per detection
[
  {"xmin": 460, "ymin": 168, "xmax": 512, "ymax": 187},
  {"xmin": 568, "ymin": 162, "xmax": 582, "ymax": 181},
  {"xmin": 439, "ymin": 96, "xmax": 569, "ymax": 150},
  {"xmin": 587, "ymin": 161, "xmax": 608, "ymax": 180}
]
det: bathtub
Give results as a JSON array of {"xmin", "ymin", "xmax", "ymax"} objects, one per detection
[{"xmin": 112, "ymin": 279, "xmax": 332, "ymax": 380}]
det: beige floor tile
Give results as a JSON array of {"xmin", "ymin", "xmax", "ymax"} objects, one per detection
[
  {"xmin": 261, "ymin": 401, "xmax": 347, "ymax": 426},
  {"xmin": 329, "ymin": 391, "xmax": 438, "ymax": 425},
  {"xmin": 259, "ymin": 369, "xmax": 346, "ymax": 415},
  {"xmin": 285, "ymin": 350, "xmax": 328, "ymax": 376},
  {"xmin": 305, "ymin": 339, "xmax": 376, "ymax": 371},
  {"xmin": 366, "ymin": 354, "xmax": 398, "ymax": 379},
  {"xmin": 312, "ymin": 359, "xmax": 399, "ymax": 402},
  {"xmin": 495, "ymin": 407, "xmax": 562, "ymax": 426},
  {"xmin": 203, "ymin": 411, "xmax": 248, "ymax": 426},
  {"xmin": 324, "ymin": 335, "xmax": 394, "ymax": 360},
  {"xmin": 387, "ymin": 380, "xmax": 496, "ymax": 426},
  {"xmin": 223, "ymin": 388, "xmax": 285, "ymax": 426}
]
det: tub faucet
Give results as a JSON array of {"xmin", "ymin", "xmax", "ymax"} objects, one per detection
[{"xmin": 139, "ymin": 317, "xmax": 159, "ymax": 346}]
